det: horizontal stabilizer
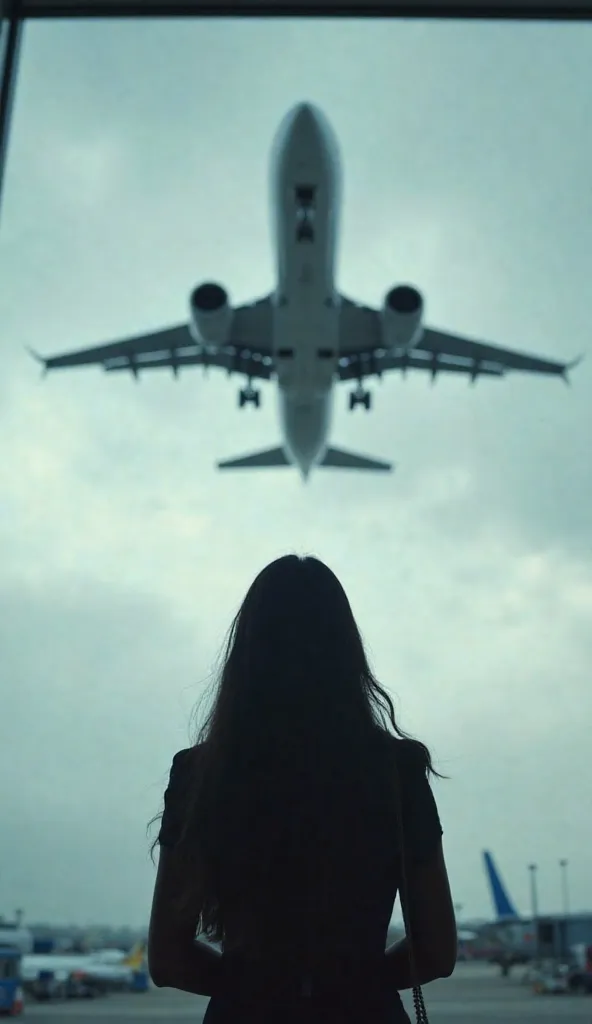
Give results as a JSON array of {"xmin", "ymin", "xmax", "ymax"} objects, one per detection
[
  {"xmin": 217, "ymin": 446, "xmax": 290, "ymax": 470},
  {"xmin": 319, "ymin": 447, "xmax": 393, "ymax": 472}
]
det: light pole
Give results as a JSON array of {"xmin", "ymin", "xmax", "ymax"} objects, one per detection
[
  {"xmin": 559, "ymin": 859, "xmax": 569, "ymax": 917},
  {"xmin": 528, "ymin": 864, "xmax": 539, "ymax": 963},
  {"xmin": 559, "ymin": 859, "xmax": 569, "ymax": 961}
]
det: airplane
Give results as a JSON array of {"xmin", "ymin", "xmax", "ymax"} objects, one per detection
[
  {"xmin": 483, "ymin": 850, "xmax": 520, "ymax": 921},
  {"xmin": 481, "ymin": 850, "xmax": 536, "ymax": 973},
  {"xmin": 22, "ymin": 940, "xmax": 147, "ymax": 991},
  {"xmin": 31, "ymin": 102, "xmax": 581, "ymax": 480}
]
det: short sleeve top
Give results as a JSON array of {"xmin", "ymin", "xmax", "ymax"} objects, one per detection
[{"xmin": 157, "ymin": 734, "xmax": 443, "ymax": 954}]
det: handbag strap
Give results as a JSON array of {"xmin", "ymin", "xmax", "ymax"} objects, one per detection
[{"xmin": 392, "ymin": 750, "xmax": 430, "ymax": 1024}]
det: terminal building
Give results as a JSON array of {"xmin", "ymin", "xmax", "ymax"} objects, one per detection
[{"xmin": 536, "ymin": 912, "xmax": 592, "ymax": 962}]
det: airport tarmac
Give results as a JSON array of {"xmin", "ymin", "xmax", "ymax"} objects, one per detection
[{"xmin": 23, "ymin": 963, "xmax": 592, "ymax": 1022}]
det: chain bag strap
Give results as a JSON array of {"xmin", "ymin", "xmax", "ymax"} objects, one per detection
[{"xmin": 392, "ymin": 752, "xmax": 430, "ymax": 1024}]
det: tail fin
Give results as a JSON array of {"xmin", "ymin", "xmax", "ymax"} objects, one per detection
[
  {"xmin": 217, "ymin": 447, "xmax": 289, "ymax": 470},
  {"xmin": 483, "ymin": 851, "xmax": 519, "ymax": 920},
  {"xmin": 319, "ymin": 447, "xmax": 392, "ymax": 472},
  {"xmin": 122, "ymin": 941, "xmax": 146, "ymax": 970}
]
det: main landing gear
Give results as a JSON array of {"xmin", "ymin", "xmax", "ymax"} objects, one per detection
[
  {"xmin": 348, "ymin": 388, "xmax": 372, "ymax": 411},
  {"xmin": 238, "ymin": 386, "xmax": 261, "ymax": 409}
]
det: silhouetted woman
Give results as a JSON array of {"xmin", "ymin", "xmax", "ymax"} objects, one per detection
[{"xmin": 148, "ymin": 554, "xmax": 456, "ymax": 1023}]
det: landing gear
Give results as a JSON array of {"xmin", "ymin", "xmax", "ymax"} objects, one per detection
[
  {"xmin": 239, "ymin": 386, "xmax": 261, "ymax": 409},
  {"xmin": 348, "ymin": 388, "xmax": 372, "ymax": 411}
]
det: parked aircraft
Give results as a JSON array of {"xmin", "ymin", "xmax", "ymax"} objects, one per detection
[
  {"xmin": 481, "ymin": 850, "xmax": 535, "ymax": 972},
  {"xmin": 32, "ymin": 102, "xmax": 580, "ymax": 479},
  {"xmin": 22, "ymin": 940, "xmax": 146, "ymax": 990}
]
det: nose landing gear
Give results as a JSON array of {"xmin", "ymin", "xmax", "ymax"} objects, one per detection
[
  {"xmin": 348, "ymin": 388, "xmax": 372, "ymax": 411},
  {"xmin": 239, "ymin": 386, "xmax": 261, "ymax": 409}
]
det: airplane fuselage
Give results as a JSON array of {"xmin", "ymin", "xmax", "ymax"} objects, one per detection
[
  {"xmin": 269, "ymin": 103, "xmax": 342, "ymax": 478},
  {"xmin": 36, "ymin": 103, "xmax": 575, "ymax": 477}
]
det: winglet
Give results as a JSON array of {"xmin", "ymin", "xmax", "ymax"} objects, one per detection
[
  {"xmin": 27, "ymin": 346, "xmax": 48, "ymax": 378},
  {"xmin": 562, "ymin": 354, "xmax": 584, "ymax": 386}
]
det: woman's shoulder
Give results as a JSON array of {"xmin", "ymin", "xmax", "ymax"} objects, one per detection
[
  {"xmin": 170, "ymin": 746, "xmax": 196, "ymax": 768},
  {"xmin": 166, "ymin": 744, "xmax": 206, "ymax": 788},
  {"xmin": 376, "ymin": 730, "xmax": 430, "ymax": 775}
]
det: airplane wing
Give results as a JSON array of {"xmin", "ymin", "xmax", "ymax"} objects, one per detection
[
  {"xmin": 33, "ymin": 298, "xmax": 275, "ymax": 382},
  {"xmin": 337, "ymin": 296, "xmax": 579, "ymax": 383},
  {"xmin": 337, "ymin": 298, "xmax": 382, "ymax": 354},
  {"xmin": 417, "ymin": 327, "xmax": 577, "ymax": 378}
]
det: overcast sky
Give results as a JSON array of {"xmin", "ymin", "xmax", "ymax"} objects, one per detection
[{"xmin": 1, "ymin": 19, "xmax": 591, "ymax": 931}]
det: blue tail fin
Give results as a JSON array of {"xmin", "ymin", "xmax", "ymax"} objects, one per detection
[{"xmin": 483, "ymin": 851, "xmax": 519, "ymax": 920}]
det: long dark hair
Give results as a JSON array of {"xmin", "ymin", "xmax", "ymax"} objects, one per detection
[{"xmin": 149, "ymin": 554, "xmax": 443, "ymax": 952}]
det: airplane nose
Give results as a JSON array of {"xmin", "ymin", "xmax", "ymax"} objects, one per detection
[
  {"xmin": 291, "ymin": 102, "xmax": 320, "ymax": 134},
  {"xmin": 294, "ymin": 101, "xmax": 314, "ymax": 120}
]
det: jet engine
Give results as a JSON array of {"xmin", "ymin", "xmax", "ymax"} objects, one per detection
[
  {"xmin": 189, "ymin": 282, "xmax": 232, "ymax": 346},
  {"xmin": 381, "ymin": 285, "xmax": 423, "ymax": 351}
]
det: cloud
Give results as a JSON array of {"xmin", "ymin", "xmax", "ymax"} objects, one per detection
[
  {"xmin": 0, "ymin": 569, "xmax": 207, "ymax": 924},
  {"xmin": 1, "ymin": 20, "xmax": 590, "ymax": 926}
]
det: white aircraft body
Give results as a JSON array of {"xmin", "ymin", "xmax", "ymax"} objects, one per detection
[
  {"xmin": 21, "ymin": 943, "xmax": 146, "ymax": 988},
  {"xmin": 34, "ymin": 102, "xmax": 580, "ymax": 479}
]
